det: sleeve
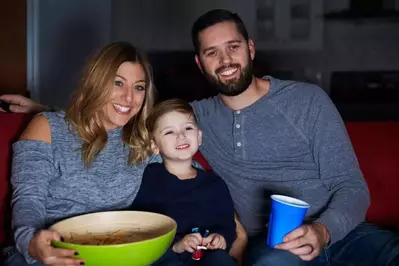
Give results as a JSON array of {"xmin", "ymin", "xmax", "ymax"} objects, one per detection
[
  {"xmin": 306, "ymin": 88, "xmax": 370, "ymax": 245},
  {"xmin": 11, "ymin": 140, "xmax": 55, "ymax": 264},
  {"xmin": 209, "ymin": 175, "xmax": 236, "ymax": 248}
]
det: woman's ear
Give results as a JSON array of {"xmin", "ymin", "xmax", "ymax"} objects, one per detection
[{"xmin": 151, "ymin": 140, "xmax": 160, "ymax": 154}]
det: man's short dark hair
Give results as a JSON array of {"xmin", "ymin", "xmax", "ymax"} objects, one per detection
[{"xmin": 191, "ymin": 9, "xmax": 249, "ymax": 54}]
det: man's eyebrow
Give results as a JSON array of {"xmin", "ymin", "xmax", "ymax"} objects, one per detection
[
  {"xmin": 227, "ymin": 40, "xmax": 242, "ymax": 45},
  {"xmin": 202, "ymin": 39, "xmax": 243, "ymax": 54}
]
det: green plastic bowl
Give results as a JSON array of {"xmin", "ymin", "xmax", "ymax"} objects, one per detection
[{"xmin": 49, "ymin": 211, "xmax": 176, "ymax": 266}]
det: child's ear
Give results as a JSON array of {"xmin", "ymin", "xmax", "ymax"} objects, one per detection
[
  {"xmin": 150, "ymin": 140, "xmax": 160, "ymax": 154},
  {"xmin": 198, "ymin": 129, "xmax": 203, "ymax": 146}
]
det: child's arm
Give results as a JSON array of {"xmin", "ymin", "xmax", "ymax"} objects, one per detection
[{"xmin": 229, "ymin": 213, "xmax": 248, "ymax": 265}]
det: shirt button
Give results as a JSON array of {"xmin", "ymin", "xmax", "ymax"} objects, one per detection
[
  {"xmin": 236, "ymin": 124, "xmax": 241, "ymax": 129},
  {"xmin": 236, "ymin": 110, "xmax": 241, "ymax": 114},
  {"xmin": 237, "ymin": 142, "xmax": 242, "ymax": 147}
]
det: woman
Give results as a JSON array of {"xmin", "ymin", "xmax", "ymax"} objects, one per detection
[{"xmin": 5, "ymin": 42, "xmax": 156, "ymax": 266}]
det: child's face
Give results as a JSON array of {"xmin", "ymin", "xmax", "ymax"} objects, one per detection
[{"xmin": 152, "ymin": 111, "xmax": 202, "ymax": 162}]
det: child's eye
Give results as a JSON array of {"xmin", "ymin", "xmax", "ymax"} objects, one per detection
[
  {"xmin": 164, "ymin": 131, "xmax": 173, "ymax": 135},
  {"xmin": 185, "ymin": 126, "xmax": 194, "ymax": 131},
  {"xmin": 114, "ymin": 80, "xmax": 123, "ymax": 87}
]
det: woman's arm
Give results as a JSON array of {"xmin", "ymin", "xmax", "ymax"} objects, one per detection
[
  {"xmin": 229, "ymin": 213, "xmax": 248, "ymax": 265},
  {"xmin": 11, "ymin": 115, "xmax": 53, "ymax": 263}
]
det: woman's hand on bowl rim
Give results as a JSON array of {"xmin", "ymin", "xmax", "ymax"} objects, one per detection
[{"xmin": 28, "ymin": 229, "xmax": 85, "ymax": 265}]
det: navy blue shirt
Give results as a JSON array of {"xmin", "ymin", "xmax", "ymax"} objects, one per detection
[{"xmin": 131, "ymin": 163, "xmax": 236, "ymax": 247}]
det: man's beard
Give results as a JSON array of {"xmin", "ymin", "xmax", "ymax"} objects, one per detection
[{"xmin": 202, "ymin": 56, "xmax": 253, "ymax": 97}]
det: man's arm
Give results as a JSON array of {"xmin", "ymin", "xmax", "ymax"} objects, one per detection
[
  {"xmin": 308, "ymin": 87, "xmax": 370, "ymax": 244},
  {"xmin": 0, "ymin": 94, "xmax": 52, "ymax": 113},
  {"xmin": 229, "ymin": 213, "xmax": 248, "ymax": 265}
]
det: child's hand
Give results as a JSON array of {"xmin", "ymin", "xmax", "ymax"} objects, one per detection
[
  {"xmin": 172, "ymin": 233, "xmax": 202, "ymax": 254},
  {"xmin": 202, "ymin": 233, "xmax": 227, "ymax": 250}
]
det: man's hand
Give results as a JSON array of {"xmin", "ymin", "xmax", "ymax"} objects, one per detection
[
  {"xmin": 202, "ymin": 233, "xmax": 227, "ymax": 250},
  {"xmin": 172, "ymin": 233, "xmax": 202, "ymax": 254},
  {"xmin": 0, "ymin": 94, "xmax": 48, "ymax": 114},
  {"xmin": 275, "ymin": 223, "xmax": 330, "ymax": 261}
]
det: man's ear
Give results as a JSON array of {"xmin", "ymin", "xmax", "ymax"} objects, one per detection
[
  {"xmin": 248, "ymin": 39, "xmax": 255, "ymax": 61},
  {"xmin": 198, "ymin": 129, "xmax": 203, "ymax": 146},
  {"xmin": 150, "ymin": 140, "xmax": 160, "ymax": 154},
  {"xmin": 195, "ymin": 55, "xmax": 204, "ymax": 73}
]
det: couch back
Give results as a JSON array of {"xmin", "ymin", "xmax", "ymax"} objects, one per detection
[
  {"xmin": 0, "ymin": 113, "xmax": 31, "ymax": 245},
  {"xmin": 345, "ymin": 121, "xmax": 399, "ymax": 228},
  {"xmin": 1, "ymin": 114, "xmax": 398, "ymax": 245}
]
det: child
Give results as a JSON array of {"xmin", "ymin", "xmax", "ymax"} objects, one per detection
[{"xmin": 131, "ymin": 99, "xmax": 240, "ymax": 265}]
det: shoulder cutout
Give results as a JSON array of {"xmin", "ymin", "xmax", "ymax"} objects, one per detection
[{"xmin": 19, "ymin": 114, "xmax": 51, "ymax": 144}]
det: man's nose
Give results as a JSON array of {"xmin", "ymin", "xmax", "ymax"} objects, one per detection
[{"xmin": 219, "ymin": 50, "xmax": 233, "ymax": 65}]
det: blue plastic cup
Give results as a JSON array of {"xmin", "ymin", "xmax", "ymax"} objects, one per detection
[{"xmin": 267, "ymin": 195, "xmax": 310, "ymax": 247}]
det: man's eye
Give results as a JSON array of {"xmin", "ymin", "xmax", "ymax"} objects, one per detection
[
  {"xmin": 115, "ymin": 80, "xmax": 123, "ymax": 87},
  {"xmin": 230, "ymin": 45, "xmax": 239, "ymax": 50},
  {"xmin": 206, "ymin": 51, "xmax": 216, "ymax": 57}
]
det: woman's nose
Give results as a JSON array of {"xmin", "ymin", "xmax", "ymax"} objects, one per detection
[{"xmin": 123, "ymin": 86, "xmax": 133, "ymax": 103}]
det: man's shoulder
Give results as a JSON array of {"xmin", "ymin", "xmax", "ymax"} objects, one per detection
[
  {"xmin": 268, "ymin": 76, "xmax": 326, "ymax": 100},
  {"xmin": 190, "ymin": 95, "xmax": 221, "ymax": 119}
]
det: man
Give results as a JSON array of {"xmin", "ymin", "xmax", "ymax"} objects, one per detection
[{"xmin": 2, "ymin": 9, "xmax": 398, "ymax": 266}]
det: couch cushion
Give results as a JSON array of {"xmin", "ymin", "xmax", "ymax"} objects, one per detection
[
  {"xmin": 0, "ymin": 113, "xmax": 31, "ymax": 245},
  {"xmin": 345, "ymin": 121, "xmax": 399, "ymax": 228}
]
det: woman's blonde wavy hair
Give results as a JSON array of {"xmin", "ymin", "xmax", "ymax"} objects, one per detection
[{"xmin": 65, "ymin": 42, "xmax": 156, "ymax": 167}]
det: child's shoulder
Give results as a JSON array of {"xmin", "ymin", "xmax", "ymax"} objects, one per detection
[
  {"xmin": 143, "ymin": 163, "xmax": 166, "ymax": 180},
  {"xmin": 197, "ymin": 169, "xmax": 227, "ymax": 185}
]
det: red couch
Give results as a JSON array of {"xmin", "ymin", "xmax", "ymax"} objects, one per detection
[{"xmin": 1, "ymin": 113, "xmax": 398, "ymax": 247}]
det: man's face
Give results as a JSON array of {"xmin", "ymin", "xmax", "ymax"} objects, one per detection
[{"xmin": 195, "ymin": 21, "xmax": 255, "ymax": 97}]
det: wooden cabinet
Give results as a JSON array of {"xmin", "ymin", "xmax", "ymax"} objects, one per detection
[{"xmin": 255, "ymin": 0, "xmax": 323, "ymax": 50}]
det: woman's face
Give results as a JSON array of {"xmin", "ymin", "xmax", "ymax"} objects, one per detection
[{"xmin": 102, "ymin": 61, "xmax": 147, "ymax": 130}]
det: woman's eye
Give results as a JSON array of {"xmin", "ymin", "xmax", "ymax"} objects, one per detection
[
  {"xmin": 135, "ymin": 85, "xmax": 145, "ymax": 91},
  {"xmin": 114, "ymin": 80, "xmax": 123, "ymax": 87}
]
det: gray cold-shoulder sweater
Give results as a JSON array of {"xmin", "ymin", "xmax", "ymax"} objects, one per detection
[{"xmin": 11, "ymin": 112, "xmax": 150, "ymax": 264}]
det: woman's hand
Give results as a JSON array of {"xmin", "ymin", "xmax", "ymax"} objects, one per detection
[
  {"xmin": 28, "ymin": 230, "xmax": 84, "ymax": 265},
  {"xmin": 172, "ymin": 233, "xmax": 203, "ymax": 254}
]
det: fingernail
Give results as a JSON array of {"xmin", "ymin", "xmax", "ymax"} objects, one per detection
[
  {"xmin": 74, "ymin": 252, "xmax": 79, "ymax": 256},
  {"xmin": 60, "ymin": 237, "xmax": 65, "ymax": 242}
]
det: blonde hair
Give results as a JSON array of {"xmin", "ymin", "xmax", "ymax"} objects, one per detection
[
  {"xmin": 66, "ymin": 42, "xmax": 156, "ymax": 167},
  {"xmin": 146, "ymin": 99, "xmax": 197, "ymax": 139}
]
